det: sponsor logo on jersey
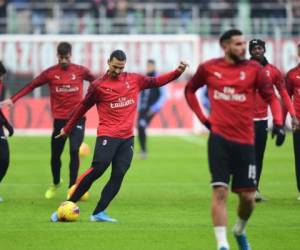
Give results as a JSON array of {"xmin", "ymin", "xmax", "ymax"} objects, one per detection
[
  {"xmin": 110, "ymin": 97, "xmax": 135, "ymax": 109},
  {"xmin": 214, "ymin": 71, "xmax": 222, "ymax": 79},
  {"xmin": 56, "ymin": 85, "xmax": 79, "ymax": 93},
  {"xmin": 240, "ymin": 71, "xmax": 246, "ymax": 80},
  {"xmin": 214, "ymin": 86, "xmax": 246, "ymax": 102}
]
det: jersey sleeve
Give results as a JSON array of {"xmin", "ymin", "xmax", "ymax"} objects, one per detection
[
  {"xmin": 285, "ymin": 71, "xmax": 294, "ymax": 96},
  {"xmin": 184, "ymin": 64, "xmax": 209, "ymax": 124},
  {"xmin": 273, "ymin": 68, "xmax": 296, "ymax": 116},
  {"xmin": 137, "ymin": 69, "xmax": 182, "ymax": 90},
  {"xmin": 11, "ymin": 71, "xmax": 48, "ymax": 103},
  {"xmin": 83, "ymin": 66, "xmax": 96, "ymax": 83},
  {"xmin": 64, "ymin": 82, "xmax": 100, "ymax": 134},
  {"xmin": 256, "ymin": 68, "xmax": 283, "ymax": 126}
]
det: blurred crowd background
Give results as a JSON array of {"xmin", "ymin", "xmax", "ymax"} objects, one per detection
[{"xmin": 0, "ymin": 0, "xmax": 299, "ymax": 36}]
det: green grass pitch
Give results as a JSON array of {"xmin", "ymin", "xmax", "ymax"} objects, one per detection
[{"xmin": 0, "ymin": 134, "xmax": 299, "ymax": 250}]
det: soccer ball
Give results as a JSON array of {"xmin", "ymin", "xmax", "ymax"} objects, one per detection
[
  {"xmin": 79, "ymin": 142, "xmax": 90, "ymax": 157},
  {"xmin": 67, "ymin": 184, "xmax": 89, "ymax": 201},
  {"xmin": 57, "ymin": 201, "xmax": 80, "ymax": 222}
]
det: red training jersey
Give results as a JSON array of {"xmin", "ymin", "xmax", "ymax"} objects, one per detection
[
  {"xmin": 11, "ymin": 63, "xmax": 95, "ymax": 119},
  {"xmin": 254, "ymin": 63, "xmax": 295, "ymax": 120},
  {"xmin": 286, "ymin": 64, "xmax": 300, "ymax": 120},
  {"xmin": 63, "ymin": 69, "xmax": 182, "ymax": 138},
  {"xmin": 185, "ymin": 58, "xmax": 282, "ymax": 145}
]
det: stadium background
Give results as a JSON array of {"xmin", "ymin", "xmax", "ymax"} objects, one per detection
[{"xmin": 0, "ymin": 0, "xmax": 298, "ymax": 135}]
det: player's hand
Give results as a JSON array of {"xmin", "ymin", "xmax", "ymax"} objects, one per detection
[
  {"xmin": 271, "ymin": 125, "xmax": 285, "ymax": 146},
  {"xmin": 291, "ymin": 115, "xmax": 300, "ymax": 131},
  {"xmin": 177, "ymin": 61, "xmax": 189, "ymax": 73},
  {"xmin": 0, "ymin": 98, "xmax": 13, "ymax": 108},
  {"xmin": 4, "ymin": 123, "xmax": 14, "ymax": 137},
  {"xmin": 55, "ymin": 128, "xmax": 66, "ymax": 139}
]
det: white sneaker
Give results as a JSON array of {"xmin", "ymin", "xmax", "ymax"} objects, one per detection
[{"xmin": 255, "ymin": 191, "xmax": 267, "ymax": 202}]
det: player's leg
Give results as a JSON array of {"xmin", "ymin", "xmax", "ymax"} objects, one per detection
[
  {"xmin": 254, "ymin": 120, "xmax": 268, "ymax": 201},
  {"xmin": 292, "ymin": 130, "xmax": 300, "ymax": 199},
  {"xmin": 46, "ymin": 119, "xmax": 67, "ymax": 199},
  {"xmin": 232, "ymin": 143, "xmax": 256, "ymax": 250},
  {"xmin": 68, "ymin": 137, "xmax": 120, "ymax": 203},
  {"xmin": 51, "ymin": 137, "xmax": 119, "ymax": 222},
  {"xmin": 91, "ymin": 137, "xmax": 134, "ymax": 221},
  {"xmin": 208, "ymin": 133, "xmax": 231, "ymax": 250},
  {"xmin": 0, "ymin": 127, "xmax": 9, "ymax": 202},
  {"xmin": 137, "ymin": 111, "xmax": 148, "ymax": 158},
  {"xmin": 68, "ymin": 118, "xmax": 85, "ymax": 187}
]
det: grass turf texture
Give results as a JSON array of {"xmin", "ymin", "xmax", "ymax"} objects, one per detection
[{"xmin": 0, "ymin": 134, "xmax": 299, "ymax": 250}]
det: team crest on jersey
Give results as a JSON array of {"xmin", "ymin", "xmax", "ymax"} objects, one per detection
[
  {"xmin": 125, "ymin": 81, "xmax": 130, "ymax": 89},
  {"xmin": 54, "ymin": 75, "xmax": 60, "ymax": 80},
  {"xmin": 296, "ymin": 75, "xmax": 300, "ymax": 80},
  {"xmin": 214, "ymin": 72, "xmax": 222, "ymax": 79},
  {"xmin": 102, "ymin": 139, "xmax": 107, "ymax": 146},
  {"xmin": 71, "ymin": 74, "xmax": 76, "ymax": 80},
  {"xmin": 240, "ymin": 71, "xmax": 246, "ymax": 80},
  {"xmin": 265, "ymin": 70, "xmax": 271, "ymax": 77}
]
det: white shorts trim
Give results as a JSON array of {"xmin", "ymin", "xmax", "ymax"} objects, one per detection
[{"xmin": 211, "ymin": 182, "xmax": 229, "ymax": 188}]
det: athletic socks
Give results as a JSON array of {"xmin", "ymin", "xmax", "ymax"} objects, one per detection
[
  {"xmin": 214, "ymin": 226, "xmax": 230, "ymax": 249},
  {"xmin": 232, "ymin": 217, "xmax": 247, "ymax": 235}
]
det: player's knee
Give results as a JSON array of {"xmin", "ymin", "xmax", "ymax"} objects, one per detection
[
  {"xmin": 213, "ymin": 186, "xmax": 228, "ymax": 202},
  {"xmin": 239, "ymin": 191, "xmax": 255, "ymax": 204}
]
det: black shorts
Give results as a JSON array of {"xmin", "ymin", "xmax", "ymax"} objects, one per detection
[
  {"xmin": 92, "ymin": 136, "xmax": 134, "ymax": 169},
  {"xmin": 208, "ymin": 133, "xmax": 256, "ymax": 193},
  {"xmin": 52, "ymin": 117, "xmax": 85, "ymax": 150}
]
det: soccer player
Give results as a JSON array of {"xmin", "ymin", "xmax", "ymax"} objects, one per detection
[
  {"xmin": 185, "ymin": 29, "xmax": 284, "ymax": 250},
  {"xmin": 285, "ymin": 43, "xmax": 300, "ymax": 200},
  {"xmin": 0, "ymin": 42, "xmax": 95, "ymax": 199},
  {"xmin": 249, "ymin": 39, "xmax": 299, "ymax": 202},
  {"xmin": 50, "ymin": 50, "xmax": 188, "ymax": 222},
  {"xmin": 137, "ymin": 59, "xmax": 167, "ymax": 159},
  {"xmin": 0, "ymin": 61, "xmax": 13, "ymax": 202}
]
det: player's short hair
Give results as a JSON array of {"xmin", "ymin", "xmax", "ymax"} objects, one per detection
[
  {"xmin": 57, "ymin": 42, "xmax": 72, "ymax": 56},
  {"xmin": 110, "ymin": 50, "xmax": 126, "ymax": 61},
  {"xmin": 0, "ymin": 61, "xmax": 7, "ymax": 76},
  {"xmin": 147, "ymin": 59, "xmax": 155, "ymax": 65},
  {"xmin": 219, "ymin": 29, "xmax": 243, "ymax": 45}
]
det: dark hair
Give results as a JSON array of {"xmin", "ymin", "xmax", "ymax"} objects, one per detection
[
  {"xmin": 0, "ymin": 61, "xmax": 6, "ymax": 76},
  {"xmin": 147, "ymin": 59, "xmax": 155, "ymax": 65},
  {"xmin": 248, "ymin": 39, "xmax": 266, "ymax": 54},
  {"xmin": 109, "ymin": 50, "xmax": 126, "ymax": 61},
  {"xmin": 219, "ymin": 29, "xmax": 243, "ymax": 45},
  {"xmin": 57, "ymin": 42, "xmax": 72, "ymax": 55}
]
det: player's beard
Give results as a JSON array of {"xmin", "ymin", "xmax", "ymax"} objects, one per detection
[
  {"xmin": 229, "ymin": 51, "xmax": 245, "ymax": 64},
  {"xmin": 60, "ymin": 63, "xmax": 69, "ymax": 70}
]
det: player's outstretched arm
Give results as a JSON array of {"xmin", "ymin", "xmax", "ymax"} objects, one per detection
[
  {"xmin": 58, "ymin": 82, "xmax": 99, "ymax": 137},
  {"xmin": 139, "ymin": 61, "xmax": 189, "ymax": 90}
]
